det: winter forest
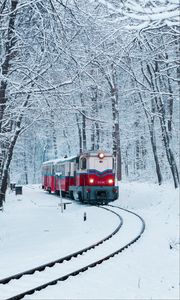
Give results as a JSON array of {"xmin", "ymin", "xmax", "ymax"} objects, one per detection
[{"xmin": 0, "ymin": 0, "xmax": 179, "ymax": 208}]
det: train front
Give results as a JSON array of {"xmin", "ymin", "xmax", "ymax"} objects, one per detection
[{"xmin": 76, "ymin": 151, "xmax": 119, "ymax": 204}]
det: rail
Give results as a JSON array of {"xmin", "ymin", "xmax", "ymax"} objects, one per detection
[{"xmin": 1, "ymin": 205, "xmax": 145, "ymax": 300}]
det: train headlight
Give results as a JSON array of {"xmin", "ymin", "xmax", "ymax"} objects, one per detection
[
  {"xmin": 108, "ymin": 179, "xmax": 113, "ymax": 184},
  {"xmin": 89, "ymin": 178, "xmax": 94, "ymax": 184},
  {"xmin": 98, "ymin": 152, "xmax": 105, "ymax": 159}
]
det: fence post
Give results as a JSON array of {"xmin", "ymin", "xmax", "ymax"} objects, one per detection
[{"xmin": 84, "ymin": 212, "xmax": 87, "ymax": 221}]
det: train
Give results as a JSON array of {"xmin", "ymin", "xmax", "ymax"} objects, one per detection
[{"xmin": 42, "ymin": 150, "xmax": 119, "ymax": 204}]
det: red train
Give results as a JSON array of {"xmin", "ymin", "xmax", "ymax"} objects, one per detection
[{"xmin": 42, "ymin": 151, "xmax": 119, "ymax": 204}]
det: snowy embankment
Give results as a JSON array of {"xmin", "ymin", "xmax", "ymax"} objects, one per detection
[{"xmin": 0, "ymin": 182, "xmax": 179, "ymax": 300}]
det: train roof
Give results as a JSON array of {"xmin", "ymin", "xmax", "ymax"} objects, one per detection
[
  {"xmin": 42, "ymin": 156, "xmax": 77, "ymax": 166},
  {"xmin": 42, "ymin": 151, "xmax": 112, "ymax": 166}
]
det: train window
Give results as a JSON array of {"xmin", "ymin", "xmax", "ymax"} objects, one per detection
[
  {"xmin": 112, "ymin": 157, "xmax": 115, "ymax": 169},
  {"xmin": 81, "ymin": 157, "xmax": 86, "ymax": 170},
  {"xmin": 56, "ymin": 163, "xmax": 65, "ymax": 176},
  {"xmin": 62, "ymin": 164, "xmax": 65, "ymax": 176},
  {"xmin": 52, "ymin": 165, "xmax": 55, "ymax": 175},
  {"xmin": 56, "ymin": 164, "xmax": 60, "ymax": 173}
]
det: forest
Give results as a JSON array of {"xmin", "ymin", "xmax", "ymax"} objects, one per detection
[{"xmin": 0, "ymin": 0, "xmax": 179, "ymax": 208}]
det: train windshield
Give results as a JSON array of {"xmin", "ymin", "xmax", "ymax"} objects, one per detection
[{"xmin": 89, "ymin": 156, "xmax": 113, "ymax": 171}]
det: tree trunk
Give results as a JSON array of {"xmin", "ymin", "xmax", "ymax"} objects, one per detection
[
  {"xmin": 111, "ymin": 66, "xmax": 122, "ymax": 181},
  {"xmin": 23, "ymin": 151, "xmax": 28, "ymax": 185},
  {"xmin": 91, "ymin": 123, "xmax": 95, "ymax": 151},
  {"xmin": 124, "ymin": 148, "xmax": 129, "ymax": 177},
  {"xmin": 158, "ymin": 113, "xmax": 179, "ymax": 188},
  {"xmin": 91, "ymin": 86, "xmax": 100, "ymax": 150},
  {"xmin": 111, "ymin": 93, "xmax": 121, "ymax": 181},
  {"xmin": 63, "ymin": 129, "xmax": 71, "ymax": 156},
  {"xmin": 0, "ymin": 0, "xmax": 18, "ymax": 131},
  {"xmin": 149, "ymin": 121, "xmax": 163, "ymax": 185},
  {"xmin": 165, "ymin": 54, "xmax": 174, "ymax": 138},
  {"xmin": 137, "ymin": 88, "xmax": 163, "ymax": 185},
  {"xmin": 75, "ymin": 113, "xmax": 82, "ymax": 153},
  {"xmin": 0, "ymin": 126, "xmax": 21, "ymax": 204},
  {"xmin": 51, "ymin": 112, "xmax": 58, "ymax": 159},
  {"xmin": 80, "ymin": 93, "xmax": 86, "ymax": 152},
  {"xmin": 33, "ymin": 136, "xmax": 37, "ymax": 184},
  {"xmin": 0, "ymin": 0, "xmax": 19, "ymax": 208},
  {"xmin": 147, "ymin": 62, "xmax": 179, "ymax": 188},
  {"xmin": 82, "ymin": 112, "xmax": 86, "ymax": 152},
  {"xmin": 0, "ymin": 96, "xmax": 29, "ymax": 205}
]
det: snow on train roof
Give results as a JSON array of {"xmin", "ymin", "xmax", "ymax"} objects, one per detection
[
  {"xmin": 42, "ymin": 156, "xmax": 77, "ymax": 165},
  {"xmin": 42, "ymin": 151, "xmax": 112, "ymax": 166}
]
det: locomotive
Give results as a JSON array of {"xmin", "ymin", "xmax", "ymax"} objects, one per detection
[{"xmin": 42, "ymin": 151, "xmax": 119, "ymax": 204}]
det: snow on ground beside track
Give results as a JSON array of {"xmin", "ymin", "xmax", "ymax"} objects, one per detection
[
  {"xmin": 0, "ymin": 182, "xmax": 179, "ymax": 299},
  {"xmin": 0, "ymin": 185, "xmax": 119, "ymax": 278}
]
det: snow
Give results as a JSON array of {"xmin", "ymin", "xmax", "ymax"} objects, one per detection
[
  {"xmin": 0, "ymin": 182, "xmax": 179, "ymax": 299},
  {"xmin": 0, "ymin": 186, "xmax": 119, "ymax": 278},
  {"xmin": 42, "ymin": 155, "xmax": 77, "ymax": 165},
  {"xmin": 90, "ymin": 0, "xmax": 179, "ymax": 21}
]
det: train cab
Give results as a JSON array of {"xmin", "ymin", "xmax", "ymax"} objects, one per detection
[{"xmin": 70, "ymin": 151, "xmax": 119, "ymax": 204}]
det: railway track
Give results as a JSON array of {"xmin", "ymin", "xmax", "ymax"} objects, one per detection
[{"xmin": 0, "ymin": 205, "xmax": 145, "ymax": 300}]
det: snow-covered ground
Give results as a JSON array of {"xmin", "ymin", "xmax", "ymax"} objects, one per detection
[{"xmin": 0, "ymin": 182, "xmax": 179, "ymax": 299}]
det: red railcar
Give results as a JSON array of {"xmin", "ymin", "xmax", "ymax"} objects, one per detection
[{"xmin": 42, "ymin": 151, "xmax": 119, "ymax": 204}]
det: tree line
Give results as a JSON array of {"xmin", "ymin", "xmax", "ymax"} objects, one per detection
[{"xmin": 0, "ymin": 0, "xmax": 179, "ymax": 208}]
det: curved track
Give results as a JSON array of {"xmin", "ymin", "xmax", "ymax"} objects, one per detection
[
  {"xmin": 0, "ymin": 206, "xmax": 122, "ymax": 286},
  {"xmin": 0, "ymin": 205, "xmax": 145, "ymax": 300}
]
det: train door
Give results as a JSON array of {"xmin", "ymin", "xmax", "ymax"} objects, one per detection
[
  {"xmin": 74, "ymin": 157, "xmax": 80, "ymax": 186},
  {"xmin": 65, "ymin": 162, "xmax": 71, "ymax": 192},
  {"xmin": 79, "ymin": 156, "xmax": 87, "ymax": 200},
  {"xmin": 70, "ymin": 162, "xmax": 75, "ymax": 187},
  {"xmin": 51, "ymin": 163, "xmax": 55, "ymax": 192},
  {"xmin": 54, "ymin": 161, "xmax": 60, "ymax": 193}
]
